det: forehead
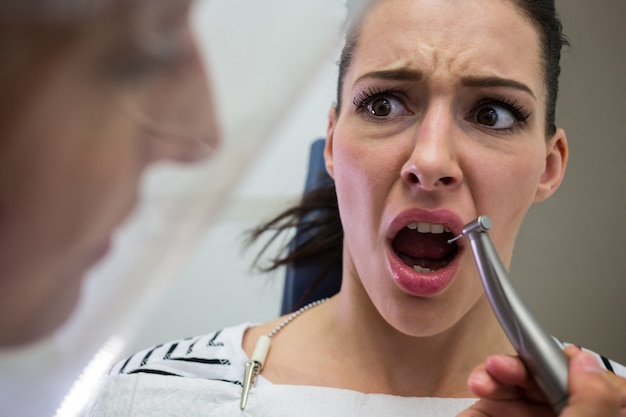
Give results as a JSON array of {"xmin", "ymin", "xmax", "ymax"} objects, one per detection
[{"xmin": 347, "ymin": 0, "xmax": 544, "ymax": 98}]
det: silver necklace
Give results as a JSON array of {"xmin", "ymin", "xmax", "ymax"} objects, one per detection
[{"xmin": 239, "ymin": 297, "xmax": 329, "ymax": 410}]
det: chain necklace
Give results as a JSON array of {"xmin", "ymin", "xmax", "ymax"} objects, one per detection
[{"xmin": 239, "ymin": 297, "xmax": 329, "ymax": 410}]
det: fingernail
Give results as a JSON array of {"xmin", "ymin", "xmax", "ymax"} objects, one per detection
[
  {"xmin": 486, "ymin": 354, "xmax": 517, "ymax": 372},
  {"xmin": 575, "ymin": 351, "xmax": 602, "ymax": 374},
  {"xmin": 468, "ymin": 371, "xmax": 490, "ymax": 391}
]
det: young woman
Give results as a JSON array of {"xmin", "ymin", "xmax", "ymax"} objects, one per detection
[{"xmin": 92, "ymin": 1, "xmax": 626, "ymax": 416}]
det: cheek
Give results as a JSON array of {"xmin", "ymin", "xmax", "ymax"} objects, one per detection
[
  {"xmin": 332, "ymin": 138, "xmax": 396, "ymax": 225},
  {"xmin": 504, "ymin": 149, "xmax": 546, "ymax": 203},
  {"xmin": 74, "ymin": 123, "xmax": 147, "ymax": 231},
  {"xmin": 471, "ymin": 142, "xmax": 545, "ymax": 205},
  {"xmin": 43, "ymin": 116, "xmax": 145, "ymax": 252},
  {"xmin": 333, "ymin": 149, "xmax": 369, "ymax": 228},
  {"xmin": 331, "ymin": 146, "xmax": 382, "ymax": 262},
  {"xmin": 470, "ymin": 146, "xmax": 546, "ymax": 255}
]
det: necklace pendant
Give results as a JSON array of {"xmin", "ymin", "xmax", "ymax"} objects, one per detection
[
  {"xmin": 240, "ymin": 334, "xmax": 271, "ymax": 410},
  {"xmin": 238, "ymin": 299, "xmax": 329, "ymax": 410},
  {"xmin": 240, "ymin": 360, "xmax": 260, "ymax": 410}
]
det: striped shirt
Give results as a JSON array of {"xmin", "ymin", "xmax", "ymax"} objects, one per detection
[{"xmin": 91, "ymin": 323, "xmax": 626, "ymax": 417}]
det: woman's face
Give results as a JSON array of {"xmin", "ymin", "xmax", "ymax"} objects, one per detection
[
  {"xmin": 0, "ymin": 1, "xmax": 218, "ymax": 345},
  {"xmin": 325, "ymin": 0, "xmax": 567, "ymax": 337}
]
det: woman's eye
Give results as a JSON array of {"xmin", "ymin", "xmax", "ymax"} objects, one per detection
[
  {"xmin": 355, "ymin": 93, "xmax": 409, "ymax": 120},
  {"xmin": 471, "ymin": 98, "xmax": 532, "ymax": 132},
  {"xmin": 475, "ymin": 105, "xmax": 515, "ymax": 129}
]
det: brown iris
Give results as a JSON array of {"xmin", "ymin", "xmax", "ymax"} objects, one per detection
[
  {"xmin": 369, "ymin": 98, "xmax": 392, "ymax": 116},
  {"xmin": 477, "ymin": 107, "xmax": 498, "ymax": 126}
]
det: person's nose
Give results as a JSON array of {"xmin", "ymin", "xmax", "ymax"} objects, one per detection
[
  {"xmin": 400, "ymin": 105, "xmax": 462, "ymax": 192},
  {"xmin": 144, "ymin": 39, "xmax": 220, "ymax": 165}
]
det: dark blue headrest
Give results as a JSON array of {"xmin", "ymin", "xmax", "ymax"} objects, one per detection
[{"xmin": 280, "ymin": 139, "xmax": 342, "ymax": 314}]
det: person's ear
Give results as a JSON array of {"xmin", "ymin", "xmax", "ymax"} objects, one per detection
[
  {"xmin": 534, "ymin": 127, "xmax": 568, "ymax": 203},
  {"xmin": 324, "ymin": 107, "xmax": 337, "ymax": 179}
]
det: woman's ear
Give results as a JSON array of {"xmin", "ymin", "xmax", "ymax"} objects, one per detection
[
  {"xmin": 324, "ymin": 107, "xmax": 337, "ymax": 179},
  {"xmin": 534, "ymin": 127, "xmax": 569, "ymax": 203}
]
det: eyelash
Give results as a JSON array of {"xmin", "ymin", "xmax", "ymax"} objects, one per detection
[
  {"xmin": 352, "ymin": 87, "xmax": 406, "ymax": 111},
  {"xmin": 472, "ymin": 96, "xmax": 532, "ymax": 123},
  {"xmin": 352, "ymin": 87, "xmax": 532, "ymax": 131}
]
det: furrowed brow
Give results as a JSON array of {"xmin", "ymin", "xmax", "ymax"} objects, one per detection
[
  {"xmin": 462, "ymin": 76, "xmax": 536, "ymax": 99},
  {"xmin": 354, "ymin": 68, "xmax": 424, "ymax": 84}
]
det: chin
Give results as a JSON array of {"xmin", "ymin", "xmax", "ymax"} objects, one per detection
[
  {"xmin": 39, "ymin": 272, "xmax": 85, "ymax": 342},
  {"xmin": 384, "ymin": 295, "xmax": 468, "ymax": 338},
  {"xmin": 0, "ymin": 273, "xmax": 83, "ymax": 347}
]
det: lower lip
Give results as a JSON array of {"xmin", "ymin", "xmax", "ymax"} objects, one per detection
[{"xmin": 387, "ymin": 244, "xmax": 461, "ymax": 297}]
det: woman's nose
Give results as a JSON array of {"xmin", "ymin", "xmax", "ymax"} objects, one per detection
[{"xmin": 400, "ymin": 107, "xmax": 462, "ymax": 191}]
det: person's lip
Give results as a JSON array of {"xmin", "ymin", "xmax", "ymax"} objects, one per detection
[
  {"xmin": 386, "ymin": 208, "xmax": 466, "ymax": 297},
  {"xmin": 90, "ymin": 237, "xmax": 112, "ymax": 266}
]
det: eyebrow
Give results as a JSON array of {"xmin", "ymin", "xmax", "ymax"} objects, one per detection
[
  {"xmin": 354, "ymin": 70, "xmax": 536, "ymax": 100},
  {"xmin": 354, "ymin": 69, "xmax": 424, "ymax": 85},
  {"xmin": 461, "ymin": 76, "xmax": 536, "ymax": 99}
]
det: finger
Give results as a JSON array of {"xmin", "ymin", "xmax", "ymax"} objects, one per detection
[
  {"xmin": 467, "ymin": 363, "xmax": 511, "ymax": 400},
  {"xmin": 469, "ymin": 354, "xmax": 547, "ymax": 405},
  {"xmin": 561, "ymin": 349, "xmax": 622, "ymax": 417},
  {"xmin": 467, "ymin": 356, "xmax": 524, "ymax": 400},
  {"xmin": 564, "ymin": 345, "xmax": 626, "ymax": 415},
  {"xmin": 604, "ymin": 370, "xmax": 626, "ymax": 413},
  {"xmin": 484, "ymin": 354, "xmax": 529, "ymax": 386}
]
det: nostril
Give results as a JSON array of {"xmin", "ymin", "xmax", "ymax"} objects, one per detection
[
  {"xmin": 405, "ymin": 172, "xmax": 420, "ymax": 184},
  {"xmin": 403, "ymin": 172, "xmax": 456, "ymax": 189}
]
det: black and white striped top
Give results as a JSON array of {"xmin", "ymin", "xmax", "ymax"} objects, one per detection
[
  {"xmin": 113, "ymin": 323, "xmax": 625, "ymax": 381},
  {"xmin": 111, "ymin": 322, "xmax": 254, "ymax": 388},
  {"xmin": 91, "ymin": 323, "xmax": 625, "ymax": 417}
]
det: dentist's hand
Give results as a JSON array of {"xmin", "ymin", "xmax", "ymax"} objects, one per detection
[{"xmin": 458, "ymin": 346, "xmax": 626, "ymax": 417}]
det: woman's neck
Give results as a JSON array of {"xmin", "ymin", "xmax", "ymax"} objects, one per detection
[
  {"xmin": 320, "ymin": 291, "xmax": 514, "ymax": 398},
  {"xmin": 248, "ymin": 291, "xmax": 514, "ymax": 399}
]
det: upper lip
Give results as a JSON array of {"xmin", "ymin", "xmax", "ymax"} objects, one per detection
[{"xmin": 386, "ymin": 208, "xmax": 465, "ymax": 243}]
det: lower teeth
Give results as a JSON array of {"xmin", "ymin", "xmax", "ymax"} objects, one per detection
[
  {"xmin": 413, "ymin": 265, "xmax": 433, "ymax": 273},
  {"xmin": 412, "ymin": 260, "xmax": 450, "ymax": 273}
]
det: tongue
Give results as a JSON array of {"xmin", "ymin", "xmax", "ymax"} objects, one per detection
[{"xmin": 393, "ymin": 228, "xmax": 453, "ymax": 259}]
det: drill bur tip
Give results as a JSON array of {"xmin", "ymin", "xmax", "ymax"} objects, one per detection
[{"xmin": 447, "ymin": 215, "xmax": 493, "ymax": 244}]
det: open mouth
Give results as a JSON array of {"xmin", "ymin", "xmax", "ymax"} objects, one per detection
[{"xmin": 391, "ymin": 222, "xmax": 459, "ymax": 273}]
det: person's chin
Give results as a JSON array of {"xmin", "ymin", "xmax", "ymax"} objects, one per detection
[
  {"xmin": 33, "ymin": 244, "xmax": 109, "ymax": 345},
  {"xmin": 2, "ymin": 279, "xmax": 82, "ymax": 347}
]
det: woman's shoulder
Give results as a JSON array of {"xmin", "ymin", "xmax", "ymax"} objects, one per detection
[{"xmin": 109, "ymin": 322, "xmax": 254, "ymax": 384}]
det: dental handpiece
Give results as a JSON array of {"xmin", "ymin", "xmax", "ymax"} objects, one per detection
[{"xmin": 449, "ymin": 216, "xmax": 569, "ymax": 413}]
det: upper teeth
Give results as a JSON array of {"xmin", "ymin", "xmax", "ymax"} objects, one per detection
[{"xmin": 406, "ymin": 222, "xmax": 449, "ymax": 234}]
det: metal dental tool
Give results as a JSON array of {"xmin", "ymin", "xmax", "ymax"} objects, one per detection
[{"xmin": 449, "ymin": 215, "xmax": 569, "ymax": 413}]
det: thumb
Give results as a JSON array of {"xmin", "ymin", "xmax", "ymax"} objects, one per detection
[{"xmin": 561, "ymin": 348, "xmax": 621, "ymax": 417}]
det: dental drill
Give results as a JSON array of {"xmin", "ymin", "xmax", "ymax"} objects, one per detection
[{"xmin": 449, "ymin": 216, "xmax": 569, "ymax": 413}]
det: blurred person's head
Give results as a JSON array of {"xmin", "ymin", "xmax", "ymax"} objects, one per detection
[{"xmin": 0, "ymin": 0, "xmax": 219, "ymax": 346}]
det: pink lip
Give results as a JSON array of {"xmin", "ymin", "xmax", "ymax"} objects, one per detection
[{"xmin": 386, "ymin": 209, "xmax": 465, "ymax": 297}]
